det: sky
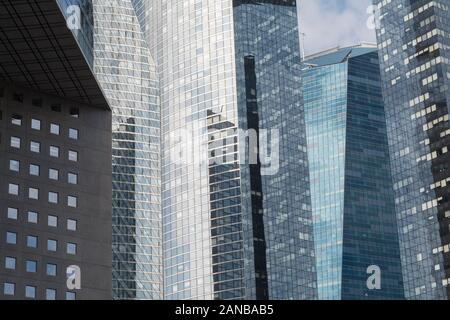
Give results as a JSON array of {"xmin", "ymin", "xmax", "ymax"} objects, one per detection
[{"xmin": 298, "ymin": 0, "xmax": 376, "ymax": 56}]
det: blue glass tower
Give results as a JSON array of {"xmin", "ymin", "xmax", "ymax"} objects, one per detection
[{"xmin": 303, "ymin": 45, "xmax": 404, "ymax": 300}]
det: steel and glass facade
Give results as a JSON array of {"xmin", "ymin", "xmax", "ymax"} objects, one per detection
[
  {"xmin": 133, "ymin": 0, "xmax": 317, "ymax": 300},
  {"xmin": 58, "ymin": 0, "xmax": 162, "ymax": 299},
  {"xmin": 303, "ymin": 46, "xmax": 404, "ymax": 300},
  {"xmin": 374, "ymin": 0, "xmax": 450, "ymax": 299}
]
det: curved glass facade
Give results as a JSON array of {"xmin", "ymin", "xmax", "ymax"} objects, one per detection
[{"xmin": 138, "ymin": 0, "xmax": 316, "ymax": 300}]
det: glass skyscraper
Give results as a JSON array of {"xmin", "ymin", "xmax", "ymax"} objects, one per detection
[
  {"xmin": 374, "ymin": 0, "xmax": 450, "ymax": 299},
  {"xmin": 58, "ymin": 0, "xmax": 162, "ymax": 299},
  {"xmin": 303, "ymin": 45, "xmax": 404, "ymax": 300},
  {"xmin": 131, "ymin": 0, "xmax": 316, "ymax": 300}
]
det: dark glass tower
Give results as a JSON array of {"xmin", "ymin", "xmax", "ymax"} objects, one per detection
[
  {"xmin": 303, "ymin": 45, "xmax": 404, "ymax": 300},
  {"xmin": 374, "ymin": 0, "xmax": 450, "ymax": 299}
]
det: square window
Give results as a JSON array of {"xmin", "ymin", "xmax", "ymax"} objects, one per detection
[
  {"xmin": 11, "ymin": 114, "xmax": 22, "ymax": 126},
  {"xmin": 29, "ymin": 188, "xmax": 39, "ymax": 200},
  {"xmin": 30, "ymin": 141, "xmax": 40, "ymax": 153},
  {"xmin": 50, "ymin": 146, "xmax": 60, "ymax": 158},
  {"xmin": 25, "ymin": 286, "xmax": 36, "ymax": 299},
  {"xmin": 46, "ymin": 263, "xmax": 57, "ymax": 277},
  {"xmin": 66, "ymin": 292, "xmax": 76, "ymax": 300},
  {"xmin": 26, "ymin": 260, "xmax": 37, "ymax": 273},
  {"xmin": 50, "ymin": 123, "xmax": 60, "ymax": 135},
  {"xmin": 29, "ymin": 164, "xmax": 40, "ymax": 176},
  {"xmin": 69, "ymin": 128, "xmax": 79, "ymax": 140},
  {"xmin": 67, "ymin": 243, "xmax": 77, "ymax": 255},
  {"xmin": 4, "ymin": 283, "xmax": 15, "ymax": 296},
  {"xmin": 68, "ymin": 173, "xmax": 78, "ymax": 185},
  {"xmin": 6, "ymin": 232, "xmax": 17, "ymax": 245},
  {"xmin": 68, "ymin": 196, "xmax": 78, "ymax": 208},
  {"xmin": 49, "ymin": 168, "xmax": 59, "ymax": 181},
  {"xmin": 7, "ymin": 208, "xmax": 18, "ymax": 220},
  {"xmin": 9, "ymin": 160, "xmax": 20, "ymax": 172},
  {"xmin": 67, "ymin": 219, "xmax": 77, "ymax": 231},
  {"xmin": 10, "ymin": 136, "xmax": 20, "ymax": 149},
  {"xmin": 31, "ymin": 119, "xmax": 41, "ymax": 131},
  {"xmin": 68, "ymin": 150, "xmax": 78, "ymax": 162},
  {"xmin": 28, "ymin": 211, "xmax": 38, "ymax": 224},
  {"xmin": 51, "ymin": 104, "xmax": 61, "ymax": 112},
  {"xmin": 47, "ymin": 239, "xmax": 57, "ymax": 252},
  {"xmin": 70, "ymin": 108, "xmax": 79, "ymax": 118},
  {"xmin": 46, "ymin": 289, "xmax": 56, "ymax": 300},
  {"xmin": 8, "ymin": 183, "xmax": 19, "ymax": 196},
  {"xmin": 48, "ymin": 215, "xmax": 58, "ymax": 228},
  {"xmin": 5, "ymin": 257, "xmax": 16, "ymax": 270},
  {"xmin": 48, "ymin": 192, "xmax": 58, "ymax": 204},
  {"xmin": 27, "ymin": 236, "xmax": 38, "ymax": 248}
]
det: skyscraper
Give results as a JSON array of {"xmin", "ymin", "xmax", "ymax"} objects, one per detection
[
  {"xmin": 135, "ymin": 0, "xmax": 316, "ymax": 300},
  {"xmin": 58, "ymin": 0, "xmax": 162, "ymax": 299},
  {"xmin": 374, "ymin": 0, "xmax": 450, "ymax": 299},
  {"xmin": 0, "ymin": 0, "xmax": 112, "ymax": 300},
  {"xmin": 303, "ymin": 45, "xmax": 404, "ymax": 300}
]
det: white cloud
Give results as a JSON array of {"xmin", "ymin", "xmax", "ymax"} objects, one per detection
[{"xmin": 298, "ymin": 0, "xmax": 376, "ymax": 56}]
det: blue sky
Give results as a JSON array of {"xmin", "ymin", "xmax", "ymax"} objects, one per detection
[{"xmin": 298, "ymin": 0, "xmax": 376, "ymax": 55}]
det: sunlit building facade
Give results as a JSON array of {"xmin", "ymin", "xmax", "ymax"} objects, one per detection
[
  {"xmin": 374, "ymin": 0, "xmax": 450, "ymax": 299},
  {"xmin": 132, "ymin": 0, "xmax": 317, "ymax": 300}
]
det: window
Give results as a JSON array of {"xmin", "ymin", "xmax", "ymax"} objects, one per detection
[
  {"xmin": 67, "ymin": 219, "xmax": 77, "ymax": 231},
  {"xmin": 11, "ymin": 114, "xmax": 22, "ymax": 126},
  {"xmin": 67, "ymin": 243, "xmax": 77, "ymax": 255},
  {"xmin": 32, "ymin": 99, "xmax": 42, "ymax": 107},
  {"xmin": 25, "ymin": 286, "xmax": 36, "ymax": 299},
  {"xmin": 31, "ymin": 119, "xmax": 41, "ymax": 131},
  {"xmin": 5, "ymin": 257, "xmax": 16, "ymax": 270},
  {"xmin": 10, "ymin": 136, "xmax": 20, "ymax": 149},
  {"xmin": 50, "ymin": 146, "xmax": 60, "ymax": 158},
  {"xmin": 6, "ymin": 232, "xmax": 17, "ymax": 245},
  {"xmin": 49, "ymin": 168, "xmax": 59, "ymax": 181},
  {"xmin": 68, "ymin": 196, "xmax": 78, "ymax": 208},
  {"xmin": 69, "ymin": 128, "xmax": 79, "ymax": 140},
  {"xmin": 29, "ymin": 164, "xmax": 40, "ymax": 176},
  {"xmin": 28, "ymin": 211, "xmax": 38, "ymax": 224},
  {"xmin": 29, "ymin": 187, "xmax": 39, "ymax": 200},
  {"xmin": 46, "ymin": 289, "xmax": 56, "ymax": 300},
  {"xmin": 48, "ymin": 215, "xmax": 58, "ymax": 228},
  {"xmin": 70, "ymin": 108, "xmax": 79, "ymax": 118},
  {"xmin": 51, "ymin": 104, "xmax": 61, "ymax": 112},
  {"xmin": 9, "ymin": 160, "xmax": 20, "ymax": 172},
  {"xmin": 68, "ymin": 173, "xmax": 78, "ymax": 185},
  {"xmin": 47, "ymin": 239, "xmax": 57, "ymax": 252},
  {"xmin": 30, "ymin": 141, "xmax": 40, "ymax": 153},
  {"xmin": 8, "ymin": 183, "xmax": 19, "ymax": 196},
  {"xmin": 48, "ymin": 192, "xmax": 58, "ymax": 204},
  {"xmin": 66, "ymin": 292, "xmax": 76, "ymax": 300},
  {"xmin": 50, "ymin": 123, "xmax": 60, "ymax": 135},
  {"xmin": 13, "ymin": 93, "xmax": 23, "ymax": 103},
  {"xmin": 7, "ymin": 208, "xmax": 18, "ymax": 220},
  {"xmin": 68, "ymin": 150, "xmax": 78, "ymax": 162},
  {"xmin": 26, "ymin": 260, "xmax": 37, "ymax": 273},
  {"xmin": 46, "ymin": 263, "xmax": 57, "ymax": 277},
  {"xmin": 4, "ymin": 283, "xmax": 15, "ymax": 296},
  {"xmin": 27, "ymin": 236, "xmax": 38, "ymax": 248}
]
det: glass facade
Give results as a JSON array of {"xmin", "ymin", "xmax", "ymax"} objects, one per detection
[
  {"xmin": 58, "ymin": 0, "xmax": 162, "ymax": 299},
  {"xmin": 304, "ymin": 46, "xmax": 404, "ymax": 299},
  {"xmin": 134, "ymin": 0, "xmax": 316, "ymax": 300},
  {"xmin": 374, "ymin": 0, "xmax": 450, "ymax": 299}
]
